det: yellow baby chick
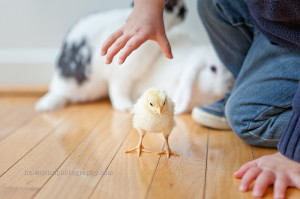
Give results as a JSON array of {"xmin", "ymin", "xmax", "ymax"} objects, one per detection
[{"xmin": 125, "ymin": 87, "xmax": 179, "ymax": 158}]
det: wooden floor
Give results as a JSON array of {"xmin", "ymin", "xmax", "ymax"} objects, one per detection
[{"xmin": 0, "ymin": 96, "xmax": 299, "ymax": 199}]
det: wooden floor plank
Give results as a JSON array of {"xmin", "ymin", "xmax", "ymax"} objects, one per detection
[
  {"xmin": 251, "ymin": 146, "xmax": 278, "ymax": 159},
  {"xmin": 0, "ymin": 85, "xmax": 47, "ymax": 97},
  {"xmin": 1, "ymin": 96, "xmax": 300, "ymax": 199},
  {"xmin": 205, "ymin": 130, "xmax": 253, "ymax": 199},
  {"xmin": 0, "ymin": 102, "xmax": 109, "ymax": 199},
  {"xmin": 0, "ymin": 106, "xmax": 74, "ymax": 176},
  {"xmin": 0, "ymin": 97, "xmax": 36, "ymax": 106},
  {"xmin": 0, "ymin": 97, "xmax": 37, "ymax": 141},
  {"xmin": 0, "ymin": 98, "xmax": 21, "ymax": 114},
  {"xmin": 147, "ymin": 115, "xmax": 208, "ymax": 199},
  {"xmin": 89, "ymin": 124, "xmax": 165, "ymax": 199},
  {"xmin": 0, "ymin": 97, "xmax": 37, "ymax": 116},
  {"xmin": 33, "ymin": 111, "xmax": 132, "ymax": 199}
]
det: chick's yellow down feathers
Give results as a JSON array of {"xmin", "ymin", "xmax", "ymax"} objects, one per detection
[{"xmin": 125, "ymin": 88, "xmax": 179, "ymax": 158}]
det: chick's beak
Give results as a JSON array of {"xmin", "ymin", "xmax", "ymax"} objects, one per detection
[{"xmin": 155, "ymin": 107, "xmax": 162, "ymax": 115}]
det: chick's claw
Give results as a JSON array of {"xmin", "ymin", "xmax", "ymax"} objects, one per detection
[
  {"xmin": 157, "ymin": 150, "xmax": 179, "ymax": 158},
  {"xmin": 125, "ymin": 145, "xmax": 152, "ymax": 157}
]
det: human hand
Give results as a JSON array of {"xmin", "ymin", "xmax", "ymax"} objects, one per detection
[
  {"xmin": 234, "ymin": 152, "xmax": 300, "ymax": 199},
  {"xmin": 101, "ymin": 0, "xmax": 173, "ymax": 65}
]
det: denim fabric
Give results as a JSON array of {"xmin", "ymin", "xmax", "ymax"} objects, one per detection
[
  {"xmin": 197, "ymin": 91, "xmax": 231, "ymax": 117},
  {"xmin": 198, "ymin": 0, "xmax": 300, "ymax": 147}
]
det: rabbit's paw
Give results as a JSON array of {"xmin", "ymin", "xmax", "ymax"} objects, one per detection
[
  {"xmin": 35, "ymin": 93, "xmax": 67, "ymax": 112},
  {"xmin": 111, "ymin": 98, "xmax": 133, "ymax": 112}
]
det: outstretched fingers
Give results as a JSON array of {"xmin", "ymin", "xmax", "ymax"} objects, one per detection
[
  {"xmin": 274, "ymin": 176, "xmax": 289, "ymax": 199},
  {"xmin": 105, "ymin": 35, "xmax": 131, "ymax": 64},
  {"xmin": 101, "ymin": 28, "xmax": 172, "ymax": 65},
  {"xmin": 252, "ymin": 170, "xmax": 275, "ymax": 197},
  {"xmin": 118, "ymin": 34, "xmax": 148, "ymax": 64},
  {"xmin": 234, "ymin": 160, "xmax": 258, "ymax": 178},
  {"xmin": 236, "ymin": 153, "xmax": 300, "ymax": 198},
  {"xmin": 239, "ymin": 167, "xmax": 262, "ymax": 191},
  {"xmin": 101, "ymin": 29, "xmax": 123, "ymax": 56},
  {"xmin": 291, "ymin": 176, "xmax": 300, "ymax": 190},
  {"xmin": 157, "ymin": 33, "xmax": 173, "ymax": 59}
]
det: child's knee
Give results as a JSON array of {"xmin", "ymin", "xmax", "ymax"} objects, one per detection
[{"xmin": 225, "ymin": 95, "xmax": 280, "ymax": 148}]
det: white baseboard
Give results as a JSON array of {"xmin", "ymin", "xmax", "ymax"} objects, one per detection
[{"xmin": 0, "ymin": 49, "xmax": 59, "ymax": 84}]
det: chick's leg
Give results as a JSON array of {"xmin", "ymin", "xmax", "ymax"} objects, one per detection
[
  {"xmin": 125, "ymin": 128, "xmax": 151, "ymax": 157},
  {"xmin": 157, "ymin": 135, "xmax": 179, "ymax": 158}
]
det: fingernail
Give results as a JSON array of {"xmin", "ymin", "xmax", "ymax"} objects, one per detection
[
  {"xmin": 105, "ymin": 59, "xmax": 110, "ymax": 64},
  {"xmin": 234, "ymin": 171, "xmax": 240, "ymax": 178},
  {"xmin": 253, "ymin": 191, "xmax": 261, "ymax": 197},
  {"xmin": 239, "ymin": 185, "xmax": 246, "ymax": 191},
  {"xmin": 118, "ymin": 59, "xmax": 123, "ymax": 65}
]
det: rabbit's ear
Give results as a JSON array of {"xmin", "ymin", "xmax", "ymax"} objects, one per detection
[{"xmin": 174, "ymin": 56, "xmax": 204, "ymax": 114}]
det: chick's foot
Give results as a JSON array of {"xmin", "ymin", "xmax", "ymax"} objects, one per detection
[
  {"xmin": 125, "ymin": 145, "xmax": 151, "ymax": 157},
  {"xmin": 157, "ymin": 148, "xmax": 179, "ymax": 158}
]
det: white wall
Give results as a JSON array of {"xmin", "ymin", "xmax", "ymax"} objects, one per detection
[{"xmin": 0, "ymin": 0, "xmax": 209, "ymax": 85}]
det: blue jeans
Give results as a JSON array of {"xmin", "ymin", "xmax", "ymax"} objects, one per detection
[{"xmin": 198, "ymin": 0, "xmax": 300, "ymax": 147}]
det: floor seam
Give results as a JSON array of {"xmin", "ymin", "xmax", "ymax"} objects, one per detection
[
  {"xmin": 145, "ymin": 143, "xmax": 165, "ymax": 199},
  {"xmin": 86, "ymin": 126, "xmax": 132, "ymax": 199},
  {"xmin": 251, "ymin": 146, "xmax": 255, "ymax": 159},
  {"xmin": 203, "ymin": 128, "xmax": 210, "ymax": 199}
]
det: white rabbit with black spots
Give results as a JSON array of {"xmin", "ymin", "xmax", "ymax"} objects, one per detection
[{"xmin": 35, "ymin": 2, "xmax": 233, "ymax": 114}]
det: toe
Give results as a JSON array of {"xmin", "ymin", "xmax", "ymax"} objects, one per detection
[
  {"xmin": 125, "ymin": 149, "xmax": 135, "ymax": 153},
  {"xmin": 156, "ymin": 151, "xmax": 166, "ymax": 156},
  {"xmin": 142, "ymin": 149, "xmax": 152, "ymax": 153}
]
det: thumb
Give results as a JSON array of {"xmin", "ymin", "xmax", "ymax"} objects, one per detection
[{"xmin": 157, "ymin": 33, "xmax": 173, "ymax": 59}]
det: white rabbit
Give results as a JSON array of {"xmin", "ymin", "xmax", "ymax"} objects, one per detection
[{"xmin": 35, "ymin": 1, "xmax": 233, "ymax": 114}]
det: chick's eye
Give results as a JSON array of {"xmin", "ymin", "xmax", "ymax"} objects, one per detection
[
  {"xmin": 163, "ymin": 101, "xmax": 166, "ymax": 106},
  {"xmin": 150, "ymin": 103, "xmax": 153, "ymax": 106}
]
